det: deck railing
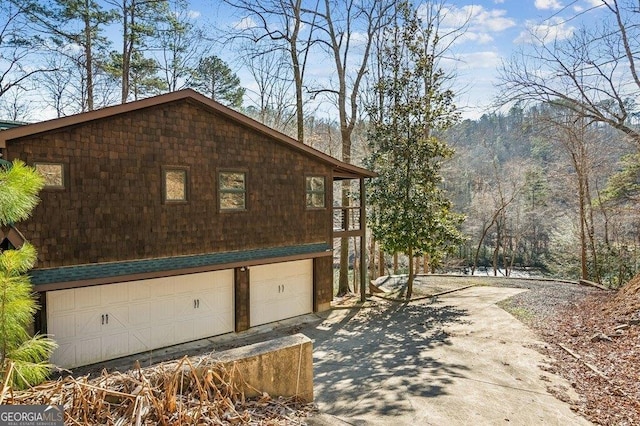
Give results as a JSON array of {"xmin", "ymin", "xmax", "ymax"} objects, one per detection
[{"xmin": 333, "ymin": 206, "xmax": 361, "ymax": 234}]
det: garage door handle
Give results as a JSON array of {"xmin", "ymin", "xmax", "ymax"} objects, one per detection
[
  {"xmin": 106, "ymin": 314, "xmax": 109, "ymax": 324},
  {"xmin": 101, "ymin": 314, "xmax": 104, "ymax": 325}
]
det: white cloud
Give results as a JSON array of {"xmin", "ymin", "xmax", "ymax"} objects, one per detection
[
  {"xmin": 515, "ymin": 17, "xmax": 575, "ymax": 44},
  {"xmin": 459, "ymin": 32, "xmax": 495, "ymax": 44},
  {"xmin": 494, "ymin": 0, "xmax": 505, "ymax": 3},
  {"xmin": 187, "ymin": 10, "xmax": 201, "ymax": 20},
  {"xmin": 458, "ymin": 51, "xmax": 502, "ymax": 70},
  {"xmin": 573, "ymin": 5, "xmax": 584, "ymax": 11},
  {"xmin": 438, "ymin": 5, "xmax": 516, "ymax": 34},
  {"xmin": 535, "ymin": 0, "xmax": 564, "ymax": 10},
  {"xmin": 585, "ymin": 0, "xmax": 603, "ymax": 6},
  {"xmin": 232, "ymin": 17, "xmax": 256, "ymax": 30}
]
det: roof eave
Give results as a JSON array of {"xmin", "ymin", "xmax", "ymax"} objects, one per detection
[{"xmin": 0, "ymin": 89, "xmax": 376, "ymax": 179}]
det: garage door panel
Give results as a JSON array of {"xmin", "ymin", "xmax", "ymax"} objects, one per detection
[
  {"xmin": 153, "ymin": 298, "xmax": 175, "ymax": 322},
  {"xmin": 105, "ymin": 307, "xmax": 129, "ymax": 331},
  {"xmin": 75, "ymin": 311, "xmax": 103, "ymax": 336},
  {"xmin": 102, "ymin": 332, "xmax": 129, "ymax": 359},
  {"xmin": 154, "ymin": 277, "xmax": 175, "ymax": 296},
  {"xmin": 150, "ymin": 324, "xmax": 176, "ymax": 348},
  {"xmin": 75, "ymin": 287, "xmax": 100, "ymax": 310},
  {"xmin": 48, "ymin": 313, "xmax": 75, "ymax": 340},
  {"xmin": 129, "ymin": 281, "xmax": 151, "ymax": 301},
  {"xmin": 77, "ymin": 337, "xmax": 101, "ymax": 366},
  {"xmin": 48, "ymin": 289, "xmax": 74, "ymax": 313},
  {"xmin": 101, "ymin": 283, "xmax": 128, "ymax": 305},
  {"xmin": 250, "ymin": 260, "xmax": 313, "ymax": 327},
  {"xmin": 129, "ymin": 329, "xmax": 151, "ymax": 354},
  {"xmin": 50, "ymin": 342, "xmax": 75, "ymax": 367},
  {"xmin": 128, "ymin": 302, "xmax": 150, "ymax": 326},
  {"xmin": 47, "ymin": 270, "xmax": 234, "ymax": 368}
]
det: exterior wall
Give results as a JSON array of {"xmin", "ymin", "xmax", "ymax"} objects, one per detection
[
  {"xmin": 234, "ymin": 267, "xmax": 250, "ymax": 332},
  {"xmin": 6, "ymin": 99, "xmax": 333, "ymax": 269},
  {"xmin": 314, "ymin": 256, "xmax": 333, "ymax": 312}
]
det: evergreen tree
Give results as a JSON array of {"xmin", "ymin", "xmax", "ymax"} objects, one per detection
[
  {"xmin": 0, "ymin": 160, "xmax": 57, "ymax": 390},
  {"xmin": 189, "ymin": 55, "xmax": 245, "ymax": 108},
  {"xmin": 367, "ymin": 1, "xmax": 464, "ymax": 297}
]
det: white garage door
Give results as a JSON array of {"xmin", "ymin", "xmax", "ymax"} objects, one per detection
[
  {"xmin": 250, "ymin": 260, "xmax": 313, "ymax": 327},
  {"xmin": 47, "ymin": 270, "xmax": 234, "ymax": 368}
]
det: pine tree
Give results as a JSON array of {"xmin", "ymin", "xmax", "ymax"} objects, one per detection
[
  {"xmin": 367, "ymin": 1, "xmax": 464, "ymax": 298},
  {"xmin": 189, "ymin": 55, "xmax": 245, "ymax": 108},
  {"xmin": 0, "ymin": 160, "xmax": 57, "ymax": 390}
]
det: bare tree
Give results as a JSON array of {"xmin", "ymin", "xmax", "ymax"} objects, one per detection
[
  {"xmin": 38, "ymin": 55, "xmax": 75, "ymax": 117},
  {"xmin": 241, "ymin": 46, "xmax": 297, "ymax": 135},
  {"xmin": 222, "ymin": 0, "xmax": 317, "ymax": 144},
  {"xmin": 0, "ymin": 87, "xmax": 32, "ymax": 121},
  {"xmin": 155, "ymin": 0, "xmax": 210, "ymax": 92},
  {"xmin": 308, "ymin": 0, "xmax": 394, "ymax": 295},
  {"xmin": 0, "ymin": 2, "xmax": 55, "ymax": 101},
  {"xmin": 498, "ymin": 0, "xmax": 640, "ymax": 145}
]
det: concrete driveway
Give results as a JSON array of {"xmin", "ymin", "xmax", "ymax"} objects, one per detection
[{"xmin": 303, "ymin": 286, "xmax": 591, "ymax": 425}]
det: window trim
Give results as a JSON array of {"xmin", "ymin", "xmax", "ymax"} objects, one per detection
[
  {"xmin": 218, "ymin": 169, "xmax": 248, "ymax": 212},
  {"xmin": 305, "ymin": 175, "xmax": 326, "ymax": 210},
  {"xmin": 34, "ymin": 162, "xmax": 67, "ymax": 190},
  {"xmin": 162, "ymin": 166, "xmax": 189, "ymax": 204}
]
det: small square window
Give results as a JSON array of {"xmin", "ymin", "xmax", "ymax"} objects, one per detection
[
  {"xmin": 34, "ymin": 163, "xmax": 65, "ymax": 188},
  {"xmin": 163, "ymin": 168, "xmax": 188, "ymax": 202},
  {"xmin": 306, "ymin": 176, "xmax": 325, "ymax": 209},
  {"xmin": 219, "ymin": 171, "xmax": 246, "ymax": 210}
]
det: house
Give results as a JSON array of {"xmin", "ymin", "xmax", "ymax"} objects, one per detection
[{"xmin": 0, "ymin": 89, "xmax": 373, "ymax": 368}]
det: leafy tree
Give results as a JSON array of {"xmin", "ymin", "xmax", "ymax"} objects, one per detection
[
  {"xmin": 312, "ymin": 0, "xmax": 394, "ymax": 296},
  {"xmin": 106, "ymin": 0, "xmax": 168, "ymax": 103},
  {"xmin": 0, "ymin": 160, "xmax": 56, "ymax": 390},
  {"xmin": 189, "ymin": 55, "xmax": 245, "ymax": 108},
  {"xmin": 367, "ymin": 1, "xmax": 464, "ymax": 297},
  {"xmin": 48, "ymin": 0, "xmax": 115, "ymax": 111},
  {"xmin": 107, "ymin": 50, "xmax": 166, "ymax": 100}
]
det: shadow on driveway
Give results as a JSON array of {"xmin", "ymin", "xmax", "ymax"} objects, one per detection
[{"xmin": 303, "ymin": 299, "xmax": 470, "ymax": 418}]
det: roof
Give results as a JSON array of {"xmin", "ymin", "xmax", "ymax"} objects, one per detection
[
  {"xmin": 0, "ymin": 120, "xmax": 28, "ymax": 131},
  {"xmin": 29, "ymin": 243, "xmax": 332, "ymax": 291},
  {"xmin": 0, "ymin": 89, "xmax": 375, "ymax": 179}
]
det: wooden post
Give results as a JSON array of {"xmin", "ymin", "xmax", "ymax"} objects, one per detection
[{"xmin": 360, "ymin": 177, "xmax": 367, "ymax": 302}]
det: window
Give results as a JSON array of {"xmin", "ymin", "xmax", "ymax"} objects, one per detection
[
  {"xmin": 163, "ymin": 167, "xmax": 188, "ymax": 202},
  {"xmin": 34, "ymin": 163, "xmax": 65, "ymax": 188},
  {"xmin": 306, "ymin": 176, "xmax": 326, "ymax": 208},
  {"xmin": 219, "ymin": 171, "xmax": 246, "ymax": 210}
]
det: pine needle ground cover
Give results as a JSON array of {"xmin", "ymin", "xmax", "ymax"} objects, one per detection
[{"xmin": 2, "ymin": 354, "xmax": 314, "ymax": 425}]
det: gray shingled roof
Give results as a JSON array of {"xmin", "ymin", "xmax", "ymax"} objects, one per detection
[{"xmin": 29, "ymin": 243, "xmax": 331, "ymax": 286}]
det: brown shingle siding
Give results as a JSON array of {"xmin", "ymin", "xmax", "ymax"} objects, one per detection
[{"xmin": 7, "ymin": 100, "xmax": 332, "ymax": 269}]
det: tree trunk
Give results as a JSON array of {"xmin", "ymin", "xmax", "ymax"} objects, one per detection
[
  {"xmin": 369, "ymin": 237, "xmax": 376, "ymax": 280},
  {"xmin": 83, "ymin": 0, "xmax": 94, "ymax": 111},
  {"xmin": 393, "ymin": 252, "xmax": 398, "ymax": 274},
  {"xmin": 407, "ymin": 247, "xmax": 414, "ymax": 299},
  {"xmin": 337, "ymin": 181, "xmax": 351, "ymax": 296},
  {"xmin": 352, "ymin": 236, "xmax": 358, "ymax": 293},
  {"xmin": 290, "ymin": 0, "xmax": 304, "ymax": 144}
]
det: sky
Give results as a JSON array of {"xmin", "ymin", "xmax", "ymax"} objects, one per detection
[{"xmin": 192, "ymin": 0, "xmax": 609, "ymax": 120}]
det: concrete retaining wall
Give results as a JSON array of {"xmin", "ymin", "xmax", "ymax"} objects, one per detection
[{"xmin": 217, "ymin": 333, "xmax": 313, "ymax": 402}]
